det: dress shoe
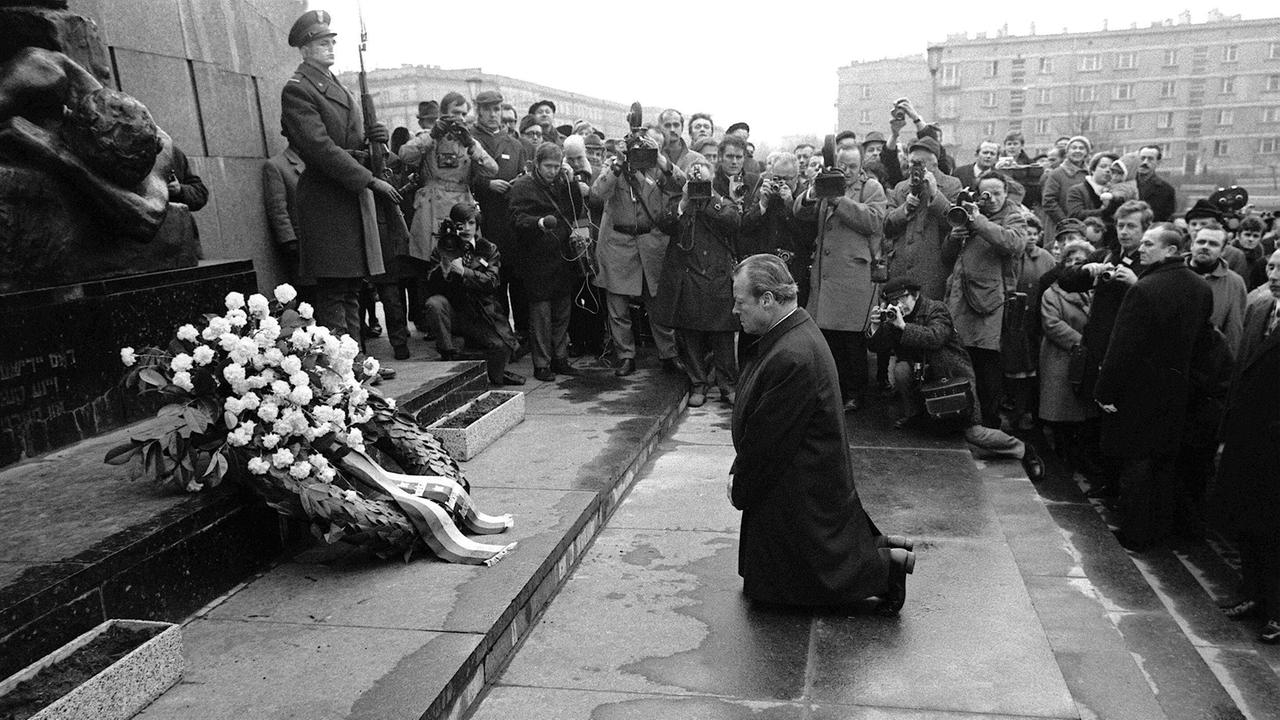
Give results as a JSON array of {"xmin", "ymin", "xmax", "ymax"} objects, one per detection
[
  {"xmin": 660, "ymin": 357, "xmax": 686, "ymax": 374},
  {"xmin": 1220, "ymin": 598, "xmax": 1261, "ymax": 620},
  {"xmin": 878, "ymin": 535, "xmax": 915, "ymax": 551},
  {"xmin": 533, "ymin": 367, "xmax": 555, "ymax": 382},
  {"xmin": 551, "ymin": 359, "xmax": 581, "ymax": 376},
  {"xmin": 1260, "ymin": 620, "xmax": 1280, "ymax": 644},
  {"xmin": 877, "ymin": 548, "xmax": 916, "ymax": 616},
  {"xmin": 1020, "ymin": 443, "xmax": 1045, "ymax": 482},
  {"xmin": 687, "ymin": 390, "xmax": 706, "ymax": 408},
  {"xmin": 377, "ymin": 367, "xmax": 396, "ymax": 381},
  {"xmin": 615, "ymin": 358, "xmax": 636, "ymax": 377},
  {"xmin": 720, "ymin": 389, "xmax": 735, "ymax": 406},
  {"xmin": 842, "ymin": 397, "xmax": 861, "ymax": 413},
  {"xmin": 361, "ymin": 324, "xmax": 382, "ymax": 339},
  {"xmin": 393, "ymin": 344, "xmax": 411, "ymax": 360},
  {"xmin": 499, "ymin": 370, "xmax": 526, "ymax": 386}
]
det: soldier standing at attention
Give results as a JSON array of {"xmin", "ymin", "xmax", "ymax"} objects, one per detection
[{"xmin": 280, "ymin": 10, "xmax": 405, "ymax": 340}]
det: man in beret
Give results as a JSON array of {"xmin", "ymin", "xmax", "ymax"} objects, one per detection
[
  {"xmin": 281, "ymin": 9, "xmax": 408, "ymax": 343},
  {"xmin": 472, "ymin": 89, "xmax": 531, "ymax": 347},
  {"xmin": 883, "ymin": 136, "xmax": 962, "ymax": 302}
]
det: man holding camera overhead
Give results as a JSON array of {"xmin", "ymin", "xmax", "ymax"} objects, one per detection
[
  {"xmin": 794, "ymin": 145, "xmax": 886, "ymax": 413},
  {"xmin": 940, "ymin": 171, "xmax": 1028, "ymax": 429},
  {"xmin": 884, "ymin": 136, "xmax": 962, "ymax": 302},
  {"xmin": 591, "ymin": 124, "xmax": 686, "ymax": 377}
]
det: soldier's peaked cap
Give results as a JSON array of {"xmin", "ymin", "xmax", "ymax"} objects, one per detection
[{"xmin": 289, "ymin": 10, "xmax": 336, "ymax": 48}]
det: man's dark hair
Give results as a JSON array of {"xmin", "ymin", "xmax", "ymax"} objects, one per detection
[
  {"xmin": 734, "ymin": 254, "xmax": 798, "ymax": 302},
  {"xmin": 1055, "ymin": 136, "xmax": 1071, "ymax": 144},
  {"xmin": 690, "ymin": 112, "xmax": 713, "ymax": 129},
  {"xmin": 1139, "ymin": 144, "xmax": 1163, "ymax": 160},
  {"xmin": 1241, "ymin": 216, "xmax": 1265, "ymax": 232},
  {"xmin": 835, "ymin": 130, "xmax": 857, "ymax": 145},
  {"xmin": 1115, "ymin": 199, "xmax": 1154, "ymax": 229},
  {"xmin": 794, "ymin": 143, "xmax": 814, "ymax": 152},
  {"xmin": 1147, "ymin": 222, "xmax": 1187, "ymax": 253},
  {"xmin": 534, "ymin": 141, "xmax": 564, "ymax": 164},
  {"xmin": 440, "ymin": 91, "xmax": 468, "ymax": 115},
  {"xmin": 976, "ymin": 139, "xmax": 1000, "ymax": 155},
  {"xmin": 1003, "ymin": 130, "xmax": 1025, "ymax": 144},
  {"xmin": 975, "ymin": 170, "xmax": 1009, "ymax": 189},
  {"xmin": 719, "ymin": 134, "xmax": 748, "ymax": 154}
]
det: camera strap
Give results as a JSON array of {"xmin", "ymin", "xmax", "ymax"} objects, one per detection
[{"xmin": 623, "ymin": 172, "xmax": 661, "ymax": 231}]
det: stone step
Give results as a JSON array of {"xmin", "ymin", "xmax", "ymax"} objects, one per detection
[{"xmin": 0, "ymin": 360, "xmax": 488, "ymax": 681}]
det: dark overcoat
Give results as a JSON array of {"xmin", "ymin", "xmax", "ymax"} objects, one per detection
[
  {"xmin": 651, "ymin": 198, "xmax": 739, "ymax": 331},
  {"xmin": 424, "ymin": 235, "xmax": 518, "ymax": 353},
  {"xmin": 795, "ymin": 173, "xmax": 888, "ymax": 332},
  {"xmin": 1210, "ymin": 296, "xmax": 1280, "ymax": 536},
  {"xmin": 1056, "ymin": 247, "xmax": 1144, "ymax": 396},
  {"xmin": 883, "ymin": 169, "xmax": 963, "ymax": 300},
  {"xmin": 731, "ymin": 308, "xmax": 890, "ymax": 606},
  {"xmin": 1094, "ymin": 258, "xmax": 1214, "ymax": 458},
  {"xmin": 281, "ymin": 61, "xmax": 406, "ymax": 279},
  {"xmin": 471, "ymin": 124, "xmax": 528, "ymax": 256},
  {"xmin": 508, "ymin": 171, "xmax": 586, "ymax": 302},
  {"xmin": 867, "ymin": 296, "xmax": 982, "ymax": 425}
]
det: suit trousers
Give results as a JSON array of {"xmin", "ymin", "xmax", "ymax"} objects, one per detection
[
  {"xmin": 605, "ymin": 282, "xmax": 678, "ymax": 361},
  {"xmin": 892, "ymin": 361, "xmax": 1025, "ymax": 459},
  {"xmin": 314, "ymin": 277, "xmax": 362, "ymax": 340},
  {"xmin": 1119, "ymin": 452, "xmax": 1179, "ymax": 547},
  {"xmin": 423, "ymin": 295, "xmax": 509, "ymax": 383},
  {"xmin": 529, "ymin": 295, "xmax": 572, "ymax": 370},
  {"xmin": 375, "ymin": 282, "xmax": 409, "ymax": 349},
  {"xmin": 966, "ymin": 346, "xmax": 1003, "ymax": 428},
  {"xmin": 675, "ymin": 329, "xmax": 737, "ymax": 394},
  {"xmin": 821, "ymin": 329, "xmax": 869, "ymax": 402}
]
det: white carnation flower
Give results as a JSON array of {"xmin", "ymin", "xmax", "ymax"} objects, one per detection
[
  {"xmin": 219, "ymin": 333, "xmax": 239, "ymax": 351},
  {"xmin": 246, "ymin": 457, "xmax": 271, "ymax": 475},
  {"xmin": 247, "ymin": 294, "xmax": 270, "ymax": 317},
  {"xmin": 225, "ymin": 291, "xmax": 245, "ymax": 310},
  {"xmin": 258, "ymin": 316, "xmax": 281, "ymax": 343},
  {"xmin": 385, "ymin": 397, "xmax": 396, "ymax": 409},
  {"xmin": 223, "ymin": 364, "xmax": 246, "ymax": 384},
  {"xmin": 272, "ymin": 418, "xmax": 293, "ymax": 436},
  {"xmin": 261, "ymin": 433, "xmax": 281, "ymax": 449},
  {"xmin": 308, "ymin": 453, "xmax": 330, "ymax": 469},
  {"xmin": 280, "ymin": 355, "xmax": 303, "ymax": 376},
  {"xmin": 225, "ymin": 427, "xmax": 249, "ymax": 447},
  {"xmin": 263, "ymin": 348, "xmax": 285, "ymax": 366},
  {"xmin": 289, "ymin": 328, "xmax": 311, "ymax": 351},
  {"xmin": 173, "ymin": 371, "xmax": 194, "ymax": 392},
  {"xmin": 288, "ymin": 385, "xmax": 313, "ymax": 406},
  {"xmin": 297, "ymin": 301, "xmax": 314, "ymax": 320},
  {"xmin": 289, "ymin": 371, "xmax": 309, "ymax": 387},
  {"xmin": 288, "ymin": 461, "xmax": 312, "ymax": 479},
  {"xmin": 201, "ymin": 325, "xmax": 220, "ymax": 341},
  {"xmin": 312, "ymin": 325, "xmax": 332, "ymax": 343},
  {"xmin": 271, "ymin": 380, "xmax": 291, "ymax": 398},
  {"xmin": 271, "ymin": 448, "xmax": 294, "ymax": 468},
  {"xmin": 274, "ymin": 284, "xmax": 298, "ymax": 304},
  {"xmin": 223, "ymin": 397, "xmax": 244, "ymax": 415},
  {"xmin": 362, "ymin": 357, "xmax": 380, "ymax": 377},
  {"xmin": 344, "ymin": 427, "xmax": 364, "ymax": 447},
  {"xmin": 170, "ymin": 353, "xmax": 194, "ymax": 372},
  {"xmin": 338, "ymin": 335, "xmax": 360, "ymax": 360},
  {"xmin": 318, "ymin": 466, "xmax": 336, "ymax": 482},
  {"xmin": 239, "ymin": 392, "xmax": 261, "ymax": 410},
  {"xmin": 226, "ymin": 309, "xmax": 248, "ymax": 328},
  {"xmin": 120, "ymin": 347, "xmax": 137, "ymax": 367},
  {"xmin": 257, "ymin": 402, "xmax": 279, "ymax": 422},
  {"xmin": 176, "ymin": 324, "xmax": 199, "ymax": 342},
  {"xmin": 192, "ymin": 345, "xmax": 215, "ymax": 366}
]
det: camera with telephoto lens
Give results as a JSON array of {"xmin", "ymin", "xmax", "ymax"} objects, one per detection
[
  {"xmin": 620, "ymin": 102, "xmax": 658, "ymax": 173},
  {"xmin": 1210, "ymin": 185, "xmax": 1249, "ymax": 231},
  {"xmin": 431, "ymin": 117, "xmax": 471, "ymax": 169},
  {"xmin": 811, "ymin": 134, "xmax": 847, "ymax": 199},
  {"xmin": 908, "ymin": 160, "xmax": 927, "ymax": 195},
  {"xmin": 946, "ymin": 190, "xmax": 989, "ymax": 228},
  {"xmin": 434, "ymin": 218, "xmax": 472, "ymax": 254},
  {"xmin": 881, "ymin": 303, "xmax": 901, "ymax": 323}
]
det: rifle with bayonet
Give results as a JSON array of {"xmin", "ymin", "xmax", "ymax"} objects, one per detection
[{"xmin": 356, "ymin": 4, "xmax": 389, "ymax": 181}]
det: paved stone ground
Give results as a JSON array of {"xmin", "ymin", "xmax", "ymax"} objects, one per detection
[{"xmin": 470, "ymin": 395, "xmax": 1280, "ymax": 720}]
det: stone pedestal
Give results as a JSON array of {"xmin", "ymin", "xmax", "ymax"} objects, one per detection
[{"xmin": 0, "ymin": 259, "xmax": 255, "ymax": 466}]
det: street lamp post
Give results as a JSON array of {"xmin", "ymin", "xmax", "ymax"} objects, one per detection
[{"xmin": 926, "ymin": 45, "xmax": 943, "ymax": 122}]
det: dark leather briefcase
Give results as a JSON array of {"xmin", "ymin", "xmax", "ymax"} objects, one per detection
[{"xmin": 921, "ymin": 377, "xmax": 972, "ymax": 422}]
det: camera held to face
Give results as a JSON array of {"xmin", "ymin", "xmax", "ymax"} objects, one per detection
[
  {"xmin": 620, "ymin": 102, "xmax": 658, "ymax": 173},
  {"xmin": 811, "ymin": 134, "xmax": 847, "ymax": 199},
  {"xmin": 947, "ymin": 190, "xmax": 990, "ymax": 228},
  {"xmin": 908, "ymin": 160, "xmax": 927, "ymax": 195}
]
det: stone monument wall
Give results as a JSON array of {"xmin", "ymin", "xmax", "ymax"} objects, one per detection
[{"xmin": 68, "ymin": 0, "xmax": 306, "ymax": 293}]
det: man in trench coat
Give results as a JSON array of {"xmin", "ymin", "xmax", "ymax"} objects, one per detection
[
  {"xmin": 728, "ymin": 254, "xmax": 914, "ymax": 613},
  {"xmin": 279, "ymin": 10, "xmax": 406, "ymax": 340}
]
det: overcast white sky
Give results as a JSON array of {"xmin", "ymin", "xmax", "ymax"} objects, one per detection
[{"xmin": 315, "ymin": 1, "xmax": 1275, "ymax": 146}]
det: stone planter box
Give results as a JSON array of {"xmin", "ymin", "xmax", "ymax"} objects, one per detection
[
  {"xmin": 0, "ymin": 619, "xmax": 182, "ymax": 720},
  {"xmin": 427, "ymin": 390, "xmax": 525, "ymax": 461}
]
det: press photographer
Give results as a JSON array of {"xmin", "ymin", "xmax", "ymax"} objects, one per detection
[
  {"xmin": 865, "ymin": 278, "xmax": 1043, "ymax": 480},
  {"xmin": 509, "ymin": 143, "xmax": 591, "ymax": 382},
  {"xmin": 884, "ymin": 136, "xmax": 962, "ymax": 301},
  {"xmin": 795, "ymin": 145, "xmax": 887, "ymax": 412},
  {"xmin": 590, "ymin": 106, "xmax": 686, "ymax": 377},
  {"xmin": 745, "ymin": 152, "xmax": 808, "ymax": 305},
  {"xmin": 651, "ymin": 159, "xmax": 741, "ymax": 407},
  {"xmin": 939, "ymin": 171, "xmax": 1028, "ymax": 429},
  {"xmin": 421, "ymin": 203, "xmax": 523, "ymax": 386}
]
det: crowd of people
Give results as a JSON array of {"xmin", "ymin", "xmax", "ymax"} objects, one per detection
[{"xmin": 271, "ymin": 11, "xmax": 1279, "ymax": 636}]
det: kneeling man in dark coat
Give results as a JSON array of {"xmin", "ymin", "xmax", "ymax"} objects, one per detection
[{"xmin": 729, "ymin": 254, "xmax": 915, "ymax": 613}]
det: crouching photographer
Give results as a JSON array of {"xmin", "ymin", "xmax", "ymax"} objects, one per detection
[
  {"xmin": 422, "ymin": 203, "xmax": 524, "ymax": 386},
  {"xmin": 866, "ymin": 278, "xmax": 1044, "ymax": 480}
]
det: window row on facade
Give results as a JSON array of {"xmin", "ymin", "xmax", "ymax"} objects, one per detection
[{"xmin": 934, "ymin": 41, "xmax": 1280, "ymax": 84}]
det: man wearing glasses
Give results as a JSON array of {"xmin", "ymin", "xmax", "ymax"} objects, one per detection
[{"xmin": 519, "ymin": 115, "xmax": 543, "ymax": 157}]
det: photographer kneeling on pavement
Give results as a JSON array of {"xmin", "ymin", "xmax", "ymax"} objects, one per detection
[
  {"xmin": 866, "ymin": 277, "xmax": 1044, "ymax": 481},
  {"xmin": 422, "ymin": 203, "xmax": 524, "ymax": 387}
]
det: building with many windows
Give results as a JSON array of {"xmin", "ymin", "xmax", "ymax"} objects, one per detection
[
  {"xmin": 335, "ymin": 65, "xmax": 662, "ymax": 139},
  {"xmin": 837, "ymin": 14, "xmax": 1280, "ymax": 177}
]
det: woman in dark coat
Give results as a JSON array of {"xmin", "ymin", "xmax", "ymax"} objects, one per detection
[
  {"xmin": 1211, "ymin": 291, "xmax": 1280, "ymax": 643},
  {"xmin": 508, "ymin": 142, "xmax": 588, "ymax": 380},
  {"xmin": 652, "ymin": 159, "xmax": 740, "ymax": 405}
]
